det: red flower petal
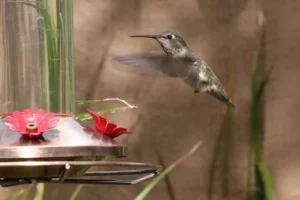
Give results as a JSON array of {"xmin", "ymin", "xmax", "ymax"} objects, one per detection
[
  {"xmin": 96, "ymin": 116, "xmax": 108, "ymax": 133},
  {"xmin": 87, "ymin": 109, "xmax": 100, "ymax": 123},
  {"xmin": 4, "ymin": 122, "xmax": 15, "ymax": 130},
  {"xmin": 47, "ymin": 118, "xmax": 60, "ymax": 129},
  {"xmin": 4, "ymin": 116, "xmax": 18, "ymax": 131},
  {"xmin": 43, "ymin": 113, "xmax": 58, "ymax": 127},
  {"xmin": 21, "ymin": 132, "xmax": 43, "ymax": 138},
  {"xmin": 28, "ymin": 132, "xmax": 43, "ymax": 136},
  {"xmin": 35, "ymin": 109, "xmax": 45, "ymax": 124},
  {"xmin": 5, "ymin": 109, "xmax": 59, "ymax": 138},
  {"xmin": 112, "ymin": 127, "xmax": 133, "ymax": 135},
  {"xmin": 107, "ymin": 127, "xmax": 133, "ymax": 137},
  {"xmin": 87, "ymin": 109, "xmax": 134, "ymax": 138},
  {"xmin": 23, "ymin": 109, "xmax": 34, "ymax": 123},
  {"xmin": 105, "ymin": 122, "xmax": 117, "ymax": 135},
  {"xmin": 12, "ymin": 111, "xmax": 25, "ymax": 130},
  {"xmin": 38, "ymin": 117, "xmax": 49, "ymax": 132},
  {"xmin": 87, "ymin": 109, "xmax": 108, "ymax": 133}
]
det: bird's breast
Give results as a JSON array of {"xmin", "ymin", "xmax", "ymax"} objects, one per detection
[{"xmin": 177, "ymin": 63, "xmax": 203, "ymax": 91}]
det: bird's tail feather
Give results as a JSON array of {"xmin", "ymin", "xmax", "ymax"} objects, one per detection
[{"xmin": 206, "ymin": 89, "xmax": 235, "ymax": 108}]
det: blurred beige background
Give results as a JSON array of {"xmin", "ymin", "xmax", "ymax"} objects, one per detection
[{"xmin": 2, "ymin": 0, "xmax": 300, "ymax": 199}]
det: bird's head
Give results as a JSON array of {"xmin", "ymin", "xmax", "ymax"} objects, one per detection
[{"xmin": 130, "ymin": 31, "xmax": 189, "ymax": 58}]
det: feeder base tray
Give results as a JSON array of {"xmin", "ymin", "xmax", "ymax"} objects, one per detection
[
  {"xmin": 0, "ymin": 117, "xmax": 162, "ymax": 185},
  {"xmin": 0, "ymin": 160, "xmax": 162, "ymax": 187}
]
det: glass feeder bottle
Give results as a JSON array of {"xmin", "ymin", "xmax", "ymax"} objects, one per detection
[{"xmin": 0, "ymin": 0, "xmax": 74, "ymax": 115}]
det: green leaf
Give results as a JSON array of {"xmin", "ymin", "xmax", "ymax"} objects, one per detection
[
  {"xmin": 75, "ymin": 98, "xmax": 137, "ymax": 121},
  {"xmin": 134, "ymin": 140, "xmax": 203, "ymax": 200},
  {"xmin": 75, "ymin": 99, "xmax": 107, "ymax": 105},
  {"xmin": 251, "ymin": 51, "xmax": 259, "ymax": 96},
  {"xmin": 75, "ymin": 106, "xmax": 136, "ymax": 122},
  {"xmin": 256, "ymin": 65, "xmax": 274, "ymax": 100},
  {"xmin": 258, "ymin": 163, "xmax": 276, "ymax": 200}
]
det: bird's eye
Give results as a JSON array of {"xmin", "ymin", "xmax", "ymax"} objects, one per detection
[{"xmin": 166, "ymin": 34, "xmax": 173, "ymax": 39}]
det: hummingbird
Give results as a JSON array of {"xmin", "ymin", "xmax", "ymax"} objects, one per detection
[{"xmin": 113, "ymin": 31, "xmax": 235, "ymax": 107}]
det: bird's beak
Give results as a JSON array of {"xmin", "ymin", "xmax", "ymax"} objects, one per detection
[{"xmin": 129, "ymin": 34, "xmax": 159, "ymax": 39}]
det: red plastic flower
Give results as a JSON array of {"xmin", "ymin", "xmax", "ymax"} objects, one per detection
[
  {"xmin": 4, "ymin": 109, "xmax": 59, "ymax": 138},
  {"xmin": 87, "ymin": 109, "xmax": 133, "ymax": 138}
]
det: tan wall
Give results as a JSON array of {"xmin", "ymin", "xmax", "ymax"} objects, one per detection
[
  {"xmin": 2, "ymin": 0, "xmax": 300, "ymax": 199},
  {"xmin": 264, "ymin": 0, "xmax": 300, "ymax": 199},
  {"xmin": 72, "ymin": 0, "xmax": 259, "ymax": 199}
]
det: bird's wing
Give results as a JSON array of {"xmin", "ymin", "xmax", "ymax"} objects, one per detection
[{"xmin": 112, "ymin": 53, "xmax": 179, "ymax": 77}]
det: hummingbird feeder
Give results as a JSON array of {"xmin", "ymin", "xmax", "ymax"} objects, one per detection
[{"xmin": 0, "ymin": 0, "xmax": 161, "ymax": 187}]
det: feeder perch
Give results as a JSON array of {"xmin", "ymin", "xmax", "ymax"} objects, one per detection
[{"xmin": 0, "ymin": 0, "xmax": 161, "ymax": 187}]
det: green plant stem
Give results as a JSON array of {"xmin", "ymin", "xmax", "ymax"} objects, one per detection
[
  {"xmin": 258, "ymin": 163, "xmax": 276, "ymax": 200},
  {"xmin": 207, "ymin": 109, "xmax": 232, "ymax": 200},
  {"xmin": 36, "ymin": 0, "xmax": 47, "ymax": 110},
  {"xmin": 69, "ymin": 185, "xmax": 84, "ymax": 200},
  {"xmin": 75, "ymin": 106, "xmax": 137, "ymax": 121},
  {"xmin": 153, "ymin": 141, "xmax": 176, "ymax": 200},
  {"xmin": 134, "ymin": 140, "xmax": 203, "ymax": 200},
  {"xmin": 207, "ymin": 118, "xmax": 225, "ymax": 199},
  {"xmin": 21, "ymin": 185, "xmax": 34, "ymax": 200},
  {"xmin": 23, "ymin": 0, "xmax": 74, "ymax": 112},
  {"xmin": 247, "ymin": 50, "xmax": 276, "ymax": 200},
  {"xmin": 6, "ymin": 189, "xmax": 25, "ymax": 200},
  {"xmin": 222, "ymin": 109, "xmax": 232, "ymax": 198},
  {"xmin": 33, "ymin": 183, "xmax": 45, "ymax": 200}
]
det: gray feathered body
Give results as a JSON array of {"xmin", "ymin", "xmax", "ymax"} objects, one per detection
[
  {"xmin": 113, "ymin": 30, "xmax": 235, "ymax": 107},
  {"xmin": 170, "ymin": 54, "xmax": 234, "ymax": 107}
]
